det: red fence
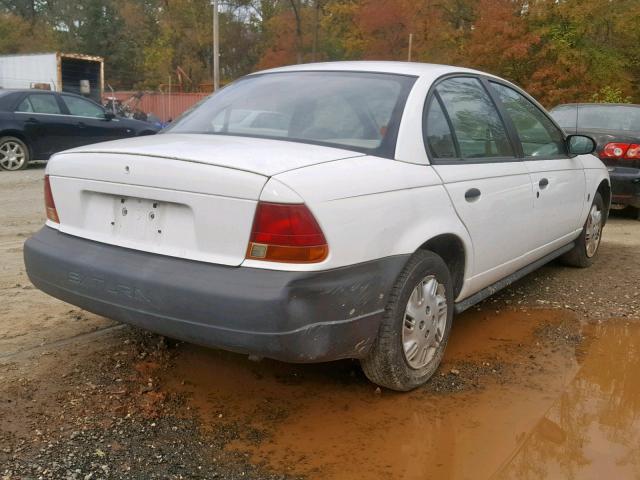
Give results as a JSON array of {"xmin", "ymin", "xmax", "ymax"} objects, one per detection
[{"xmin": 105, "ymin": 91, "xmax": 209, "ymax": 122}]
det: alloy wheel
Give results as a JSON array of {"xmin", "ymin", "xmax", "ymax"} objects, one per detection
[{"xmin": 0, "ymin": 141, "xmax": 27, "ymax": 171}]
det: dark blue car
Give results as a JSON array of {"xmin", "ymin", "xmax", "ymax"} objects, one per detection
[{"xmin": 0, "ymin": 89, "xmax": 160, "ymax": 171}]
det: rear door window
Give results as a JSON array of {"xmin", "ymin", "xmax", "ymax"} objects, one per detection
[{"xmin": 434, "ymin": 77, "xmax": 514, "ymax": 160}]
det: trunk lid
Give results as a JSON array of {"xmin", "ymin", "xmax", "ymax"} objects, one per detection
[
  {"xmin": 61, "ymin": 133, "xmax": 364, "ymax": 176},
  {"xmin": 47, "ymin": 135, "xmax": 360, "ymax": 266}
]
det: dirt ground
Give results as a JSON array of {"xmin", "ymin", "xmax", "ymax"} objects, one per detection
[{"xmin": 2, "ymin": 165, "xmax": 640, "ymax": 479}]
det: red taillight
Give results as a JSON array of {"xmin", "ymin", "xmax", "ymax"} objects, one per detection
[
  {"xmin": 600, "ymin": 143, "xmax": 629, "ymax": 159},
  {"xmin": 626, "ymin": 144, "xmax": 640, "ymax": 159},
  {"xmin": 44, "ymin": 175, "xmax": 59, "ymax": 224},
  {"xmin": 599, "ymin": 142, "xmax": 640, "ymax": 160},
  {"xmin": 246, "ymin": 202, "xmax": 328, "ymax": 263}
]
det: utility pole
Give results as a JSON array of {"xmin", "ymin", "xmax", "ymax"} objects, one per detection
[
  {"xmin": 408, "ymin": 33, "xmax": 413, "ymax": 62},
  {"xmin": 211, "ymin": 0, "xmax": 220, "ymax": 91}
]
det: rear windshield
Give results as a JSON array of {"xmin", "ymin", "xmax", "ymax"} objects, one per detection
[
  {"xmin": 577, "ymin": 105, "xmax": 640, "ymax": 131},
  {"xmin": 165, "ymin": 71, "xmax": 417, "ymax": 158}
]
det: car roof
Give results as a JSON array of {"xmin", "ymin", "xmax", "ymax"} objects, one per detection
[
  {"xmin": 0, "ymin": 88, "xmax": 89, "ymax": 99},
  {"xmin": 254, "ymin": 61, "xmax": 495, "ymax": 80},
  {"xmin": 0, "ymin": 88, "xmax": 55, "ymax": 94},
  {"xmin": 552, "ymin": 103, "xmax": 640, "ymax": 109}
]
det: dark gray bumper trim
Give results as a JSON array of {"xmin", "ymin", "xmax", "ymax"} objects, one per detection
[{"xmin": 24, "ymin": 227, "xmax": 408, "ymax": 363}]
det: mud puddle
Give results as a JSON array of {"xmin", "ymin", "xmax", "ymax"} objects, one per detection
[
  {"xmin": 155, "ymin": 307, "xmax": 640, "ymax": 479},
  {"xmin": 495, "ymin": 320, "xmax": 640, "ymax": 479}
]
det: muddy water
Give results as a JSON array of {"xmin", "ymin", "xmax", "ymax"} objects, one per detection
[
  {"xmin": 161, "ymin": 309, "xmax": 640, "ymax": 479},
  {"xmin": 496, "ymin": 321, "xmax": 640, "ymax": 479}
]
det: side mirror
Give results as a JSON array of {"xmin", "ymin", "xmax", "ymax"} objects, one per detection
[
  {"xmin": 104, "ymin": 111, "xmax": 116, "ymax": 121},
  {"xmin": 567, "ymin": 135, "xmax": 596, "ymax": 155}
]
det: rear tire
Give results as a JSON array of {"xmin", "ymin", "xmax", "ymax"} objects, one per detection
[
  {"xmin": 360, "ymin": 250, "xmax": 454, "ymax": 391},
  {"xmin": 0, "ymin": 136, "xmax": 30, "ymax": 171},
  {"xmin": 561, "ymin": 192, "xmax": 604, "ymax": 268}
]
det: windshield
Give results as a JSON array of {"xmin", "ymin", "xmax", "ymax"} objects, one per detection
[
  {"xmin": 165, "ymin": 71, "xmax": 417, "ymax": 157},
  {"xmin": 577, "ymin": 105, "xmax": 640, "ymax": 132}
]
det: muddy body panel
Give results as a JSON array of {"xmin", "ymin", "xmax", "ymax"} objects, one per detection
[{"xmin": 24, "ymin": 227, "xmax": 409, "ymax": 363}]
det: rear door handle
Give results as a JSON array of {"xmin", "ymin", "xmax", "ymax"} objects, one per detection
[
  {"xmin": 465, "ymin": 188, "xmax": 481, "ymax": 202},
  {"xmin": 77, "ymin": 122, "xmax": 86, "ymax": 128},
  {"xmin": 539, "ymin": 178, "xmax": 549, "ymax": 189},
  {"xmin": 25, "ymin": 117, "xmax": 39, "ymax": 124}
]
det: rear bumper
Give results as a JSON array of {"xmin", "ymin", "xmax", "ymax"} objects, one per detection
[
  {"xmin": 610, "ymin": 169, "xmax": 640, "ymax": 208},
  {"xmin": 24, "ymin": 227, "xmax": 408, "ymax": 363}
]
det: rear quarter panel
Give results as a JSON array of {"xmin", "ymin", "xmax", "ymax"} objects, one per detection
[{"xmin": 249, "ymin": 156, "xmax": 474, "ymax": 298}]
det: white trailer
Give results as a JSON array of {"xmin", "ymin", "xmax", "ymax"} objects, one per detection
[{"xmin": 0, "ymin": 52, "xmax": 104, "ymax": 102}]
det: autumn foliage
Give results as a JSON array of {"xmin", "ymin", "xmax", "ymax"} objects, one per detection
[
  {"xmin": 257, "ymin": 0, "xmax": 640, "ymax": 106},
  {"xmin": 0, "ymin": 0, "xmax": 638, "ymax": 107}
]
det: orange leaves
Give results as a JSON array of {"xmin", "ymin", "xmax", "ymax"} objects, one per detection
[
  {"xmin": 464, "ymin": 0, "xmax": 540, "ymax": 84},
  {"xmin": 355, "ymin": 0, "xmax": 412, "ymax": 59},
  {"xmin": 256, "ymin": 10, "xmax": 300, "ymax": 70},
  {"xmin": 253, "ymin": 0, "xmax": 637, "ymax": 106}
]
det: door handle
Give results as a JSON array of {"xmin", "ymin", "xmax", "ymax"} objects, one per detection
[
  {"xmin": 539, "ymin": 178, "xmax": 549, "ymax": 189},
  {"xmin": 77, "ymin": 122, "xmax": 86, "ymax": 128},
  {"xmin": 465, "ymin": 188, "xmax": 481, "ymax": 202},
  {"xmin": 25, "ymin": 117, "xmax": 39, "ymax": 124}
]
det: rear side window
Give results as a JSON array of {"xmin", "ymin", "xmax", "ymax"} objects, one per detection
[
  {"xmin": 424, "ymin": 97, "xmax": 456, "ymax": 158},
  {"xmin": 18, "ymin": 94, "xmax": 61, "ymax": 114},
  {"xmin": 434, "ymin": 77, "xmax": 513, "ymax": 159},
  {"xmin": 491, "ymin": 82, "xmax": 566, "ymax": 158}
]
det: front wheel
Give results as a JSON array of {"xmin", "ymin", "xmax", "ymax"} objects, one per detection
[
  {"xmin": 361, "ymin": 250, "xmax": 453, "ymax": 391},
  {"xmin": 561, "ymin": 192, "xmax": 604, "ymax": 268},
  {"xmin": 0, "ymin": 136, "xmax": 30, "ymax": 171}
]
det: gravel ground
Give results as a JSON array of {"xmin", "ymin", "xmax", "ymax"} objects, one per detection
[{"xmin": 1, "ymin": 329, "xmax": 302, "ymax": 480}]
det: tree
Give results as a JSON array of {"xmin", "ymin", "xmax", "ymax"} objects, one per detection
[
  {"xmin": 463, "ymin": 0, "xmax": 539, "ymax": 87},
  {"xmin": 0, "ymin": 13, "xmax": 55, "ymax": 54},
  {"xmin": 591, "ymin": 86, "xmax": 631, "ymax": 104},
  {"xmin": 0, "ymin": 0, "xmax": 638, "ymax": 104}
]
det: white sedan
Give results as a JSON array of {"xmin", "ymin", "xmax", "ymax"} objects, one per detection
[{"xmin": 24, "ymin": 62, "xmax": 609, "ymax": 391}]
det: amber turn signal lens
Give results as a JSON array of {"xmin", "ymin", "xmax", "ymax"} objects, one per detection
[{"xmin": 247, "ymin": 242, "xmax": 329, "ymax": 263}]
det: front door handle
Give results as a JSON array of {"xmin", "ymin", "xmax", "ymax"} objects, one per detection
[
  {"xmin": 25, "ymin": 117, "xmax": 39, "ymax": 124},
  {"xmin": 539, "ymin": 178, "xmax": 549, "ymax": 189},
  {"xmin": 77, "ymin": 122, "xmax": 86, "ymax": 129},
  {"xmin": 465, "ymin": 188, "xmax": 481, "ymax": 202}
]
